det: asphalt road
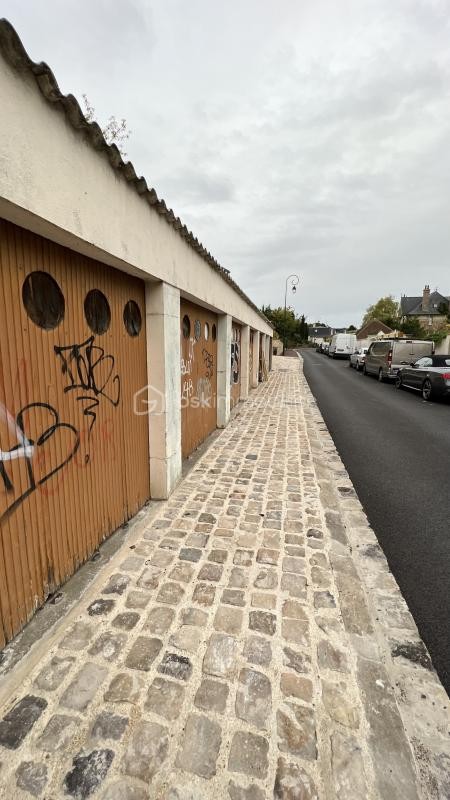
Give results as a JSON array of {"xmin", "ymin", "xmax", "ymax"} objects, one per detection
[{"xmin": 300, "ymin": 348, "xmax": 450, "ymax": 694}]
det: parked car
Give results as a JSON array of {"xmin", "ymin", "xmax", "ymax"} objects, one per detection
[
  {"xmin": 363, "ymin": 339, "xmax": 435, "ymax": 381},
  {"xmin": 328, "ymin": 333, "xmax": 357, "ymax": 359},
  {"xmin": 395, "ymin": 355, "xmax": 450, "ymax": 401},
  {"xmin": 322, "ymin": 342, "xmax": 330, "ymax": 355},
  {"xmin": 349, "ymin": 347, "xmax": 368, "ymax": 370}
]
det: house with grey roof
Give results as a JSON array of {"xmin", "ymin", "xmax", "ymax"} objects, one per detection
[{"xmin": 400, "ymin": 286, "xmax": 449, "ymax": 331}]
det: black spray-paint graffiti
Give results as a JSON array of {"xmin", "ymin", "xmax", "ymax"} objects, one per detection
[
  {"xmin": 202, "ymin": 348, "xmax": 214, "ymax": 378},
  {"xmin": 0, "ymin": 402, "xmax": 80, "ymax": 523},
  {"xmin": 231, "ymin": 342, "xmax": 240, "ymax": 384},
  {"xmin": 54, "ymin": 336, "xmax": 120, "ymax": 452}
]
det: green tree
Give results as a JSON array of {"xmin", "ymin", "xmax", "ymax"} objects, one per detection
[
  {"xmin": 362, "ymin": 296, "xmax": 399, "ymax": 328},
  {"xmin": 347, "ymin": 325, "xmax": 357, "ymax": 331},
  {"xmin": 261, "ymin": 306, "xmax": 308, "ymax": 348}
]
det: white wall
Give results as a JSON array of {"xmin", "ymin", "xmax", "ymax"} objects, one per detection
[{"xmin": 0, "ymin": 55, "xmax": 272, "ymax": 338}]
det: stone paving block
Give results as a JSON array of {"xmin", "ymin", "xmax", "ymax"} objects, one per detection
[
  {"xmin": 249, "ymin": 610, "xmax": 276, "ymax": 636},
  {"xmin": 281, "ymin": 673, "xmax": 313, "ymax": 703},
  {"xmin": 203, "ymin": 633, "xmax": 239, "ymax": 678},
  {"xmin": 233, "ymin": 549, "xmax": 253, "ymax": 566},
  {"xmin": 331, "ymin": 730, "xmax": 367, "ymax": 799},
  {"xmin": 100, "ymin": 780, "xmax": 148, "ymax": 800},
  {"xmin": 120, "ymin": 556, "xmax": 144, "ymax": 572},
  {"xmin": 104, "ymin": 673, "xmax": 144, "ymax": 704},
  {"xmin": 88, "ymin": 631, "xmax": 126, "ymax": 662},
  {"xmin": 145, "ymin": 676, "xmax": 185, "ymax": 720},
  {"xmin": 198, "ymin": 563, "xmax": 223, "ymax": 582},
  {"xmin": 87, "ymin": 598, "xmax": 115, "ymax": 616},
  {"xmin": 125, "ymin": 590, "xmax": 151, "ymax": 609},
  {"xmin": 112, "ymin": 611, "xmax": 140, "ymax": 630},
  {"xmin": 282, "ymin": 619, "xmax": 309, "ymax": 647},
  {"xmin": 59, "ymin": 622, "xmax": 94, "ymax": 651},
  {"xmin": 179, "ymin": 547, "xmax": 202, "ymax": 562},
  {"xmin": 64, "ymin": 748, "xmax": 115, "ymax": 798},
  {"xmin": 222, "ymin": 588, "xmax": 246, "ymax": 606},
  {"xmin": 169, "ymin": 625, "xmax": 202, "ymax": 653},
  {"xmin": 145, "ymin": 606, "xmax": 175, "ymax": 634},
  {"xmin": 125, "ymin": 637, "xmax": 163, "ymax": 671},
  {"xmin": 228, "ymin": 781, "xmax": 265, "ymax": 800},
  {"xmin": 280, "ymin": 573, "xmax": 307, "ymax": 599},
  {"xmin": 282, "ymin": 556, "xmax": 306, "ymax": 575},
  {"xmin": 209, "ymin": 548, "xmax": 228, "ymax": 563},
  {"xmin": 150, "ymin": 550, "xmax": 175, "ymax": 568},
  {"xmin": 180, "ymin": 607, "xmax": 208, "ymax": 627},
  {"xmin": 236, "ymin": 668, "xmax": 272, "ymax": 729},
  {"xmin": 91, "ymin": 711, "xmax": 128, "ymax": 742},
  {"xmin": 60, "ymin": 663, "xmax": 108, "ymax": 711},
  {"xmin": 317, "ymin": 640, "xmax": 349, "ymax": 673},
  {"xmin": 34, "ymin": 654, "xmax": 75, "ymax": 690},
  {"xmin": 228, "ymin": 730, "xmax": 269, "ymax": 779},
  {"xmin": 244, "ymin": 635, "xmax": 272, "ymax": 667},
  {"xmin": 15, "ymin": 760, "xmax": 48, "ymax": 797},
  {"xmin": 256, "ymin": 548, "xmax": 279, "ymax": 565},
  {"xmin": 251, "ymin": 592, "xmax": 276, "ymax": 610},
  {"xmin": 102, "ymin": 573, "xmax": 131, "ymax": 595},
  {"xmin": 36, "ymin": 714, "xmax": 78, "ymax": 752},
  {"xmin": 122, "ymin": 720, "xmax": 169, "ymax": 782},
  {"xmin": 214, "ymin": 605, "xmax": 243, "ymax": 634},
  {"xmin": 156, "ymin": 581, "xmax": 185, "ymax": 605},
  {"xmin": 314, "ymin": 590, "xmax": 335, "ymax": 609},
  {"xmin": 282, "ymin": 599, "xmax": 307, "ymax": 620},
  {"xmin": 193, "ymin": 582, "xmax": 216, "ymax": 606},
  {"xmin": 185, "ymin": 532, "xmax": 209, "ymax": 548},
  {"xmin": 277, "ymin": 703, "xmax": 317, "ymax": 760},
  {"xmin": 169, "ymin": 563, "xmax": 195, "ymax": 583},
  {"xmin": 254, "ymin": 569, "xmax": 278, "ymax": 589},
  {"xmin": 321, "ymin": 680, "xmax": 360, "ymax": 728},
  {"xmin": 194, "ymin": 678, "xmax": 229, "ymax": 714},
  {"xmin": 176, "ymin": 713, "xmax": 221, "ymax": 778},
  {"xmin": 137, "ymin": 566, "xmax": 162, "ymax": 590},
  {"xmin": 158, "ymin": 652, "xmax": 193, "ymax": 681},
  {"xmin": 283, "ymin": 645, "xmax": 311, "ymax": 674},
  {"xmin": 0, "ymin": 695, "xmax": 47, "ymax": 750},
  {"xmin": 274, "ymin": 757, "xmax": 318, "ymax": 799}
]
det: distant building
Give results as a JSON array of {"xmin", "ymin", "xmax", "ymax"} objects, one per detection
[
  {"xmin": 400, "ymin": 286, "xmax": 449, "ymax": 331},
  {"xmin": 356, "ymin": 319, "xmax": 394, "ymax": 347},
  {"xmin": 308, "ymin": 326, "xmax": 333, "ymax": 343}
]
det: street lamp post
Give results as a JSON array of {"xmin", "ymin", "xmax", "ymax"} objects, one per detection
[{"xmin": 283, "ymin": 274, "xmax": 300, "ymax": 354}]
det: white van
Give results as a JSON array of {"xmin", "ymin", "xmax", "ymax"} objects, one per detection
[{"xmin": 328, "ymin": 333, "xmax": 357, "ymax": 359}]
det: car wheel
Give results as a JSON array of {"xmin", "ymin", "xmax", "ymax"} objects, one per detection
[
  {"xmin": 378, "ymin": 369, "xmax": 385, "ymax": 382},
  {"xmin": 395, "ymin": 374, "xmax": 403, "ymax": 390},
  {"xmin": 363, "ymin": 364, "xmax": 368, "ymax": 375},
  {"xmin": 422, "ymin": 379, "xmax": 433, "ymax": 401}
]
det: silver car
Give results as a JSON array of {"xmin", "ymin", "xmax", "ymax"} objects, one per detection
[
  {"xmin": 395, "ymin": 355, "xmax": 450, "ymax": 401},
  {"xmin": 349, "ymin": 347, "xmax": 368, "ymax": 371}
]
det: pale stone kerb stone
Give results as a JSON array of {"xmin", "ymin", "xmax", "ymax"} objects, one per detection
[
  {"xmin": 145, "ymin": 281, "xmax": 182, "ymax": 499},
  {"xmin": 217, "ymin": 313, "xmax": 232, "ymax": 428}
]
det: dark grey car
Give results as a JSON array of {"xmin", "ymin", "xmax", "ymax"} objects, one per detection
[{"xmin": 395, "ymin": 355, "xmax": 450, "ymax": 401}]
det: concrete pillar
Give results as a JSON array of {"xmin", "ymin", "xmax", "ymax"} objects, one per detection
[
  {"xmin": 217, "ymin": 313, "xmax": 232, "ymax": 427},
  {"xmin": 240, "ymin": 325, "xmax": 250, "ymax": 400},
  {"xmin": 145, "ymin": 281, "xmax": 182, "ymax": 499},
  {"xmin": 269, "ymin": 337, "xmax": 273, "ymax": 371},
  {"xmin": 265, "ymin": 335, "xmax": 270, "ymax": 368},
  {"xmin": 251, "ymin": 331, "xmax": 260, "ymax": 388}
]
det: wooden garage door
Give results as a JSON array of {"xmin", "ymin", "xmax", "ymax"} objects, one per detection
[
  {"xmin": 181, "ymin": 300, "xmax": 217, "ymax": 458},
  {"xmin": 230, "ymin": 322, "xmax": 241, "ymax": 409},
  {"xmin": 0, "ymin": 219, "xmax": 150, "ymax": 647}
]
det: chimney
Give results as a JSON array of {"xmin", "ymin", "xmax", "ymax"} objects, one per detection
[{"xmin": 422, "ymin": 285, "xmax": 430, "ymax": 311}]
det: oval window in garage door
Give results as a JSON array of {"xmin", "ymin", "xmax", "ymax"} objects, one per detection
[
  {"xmin": 22, "ymin": 271, "xmax": 65, "ymax": 330},
  {"xmin": 123, "ymin": 300, "xmax": 142, "ymax": 337},
  {"xmin": 84, "ymin": 289, "xmax": 111, "ymax": 334}
]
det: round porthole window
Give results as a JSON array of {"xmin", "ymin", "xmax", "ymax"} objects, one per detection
[
  {"xmin": 22, "ymin": 271, "xmax": 65, "ymax": 330},
  {"xmin": 123, "ymin": 300, "xmax": 142, "ymax": 337},
  {"xmin": 182, "ymin": 314, "xmax": 191, "ymax": 338},
  {"xmin": 204, "ymin": 322, "xmax": 210, "ymax": 340},
  {"xmin": 194, "ymin": 319, "xmax": 201, "ymax": 341},
  {"xmin": 212, "ymin": 323, "xmax": 217, "ymax": 341},
  {"xmin": 84, "ymin": 289, "xmax": 111, "ymax": 335}
]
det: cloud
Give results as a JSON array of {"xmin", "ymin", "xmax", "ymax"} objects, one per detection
[{"xmin": 3, "ymin": 0, "xmax": 450, "ymax": 326}]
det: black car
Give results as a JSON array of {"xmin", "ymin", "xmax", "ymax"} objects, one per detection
[{"xmin": 395, "ymin": 355, "xmax": 450, "ymax": 401}]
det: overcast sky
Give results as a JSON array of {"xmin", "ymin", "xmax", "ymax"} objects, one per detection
[{"xmin": 3, "ymin": 0, "xmax": 450, "ymax": 326}]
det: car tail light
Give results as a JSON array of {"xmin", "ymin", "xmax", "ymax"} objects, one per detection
[
  {"xmin": 388, "ymin": 349, "xmax": 392, "ymax": 367},
  {"xmin": 442, "ymin": 372, "xmax": 450, "ymax": 380}
]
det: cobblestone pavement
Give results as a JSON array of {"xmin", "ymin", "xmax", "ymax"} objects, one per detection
[{"xmin": 0, "ymin": 356, "xmax": 449, "ymax": 800}]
